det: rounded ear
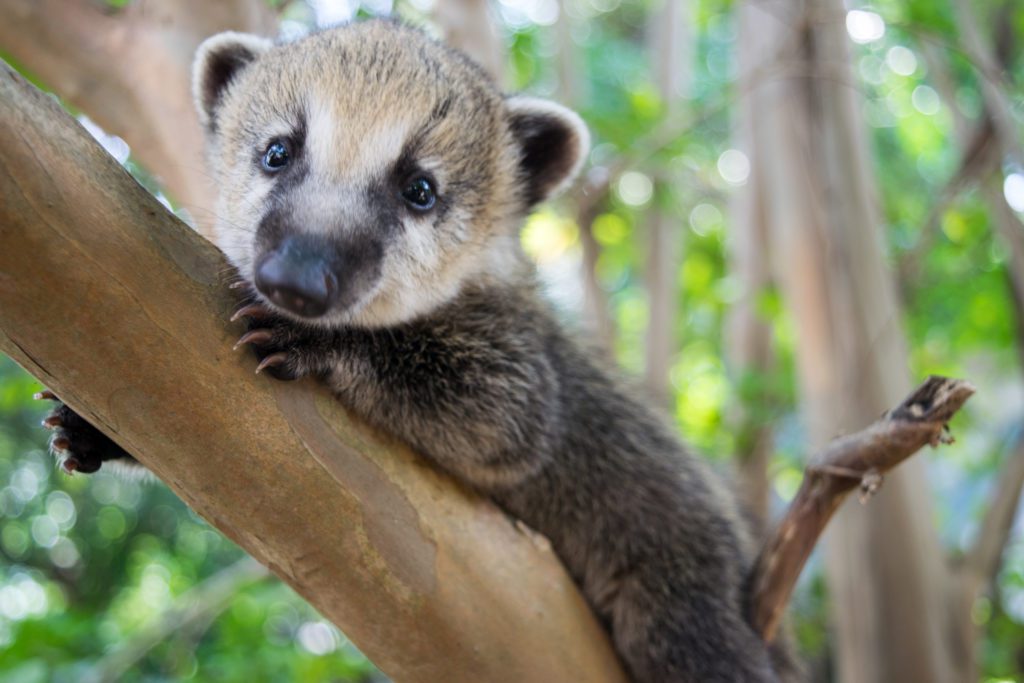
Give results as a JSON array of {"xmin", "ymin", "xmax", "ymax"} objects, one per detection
[
  {"xmin": 193, "ymin": 32, "xmax": 273, "ymax": 132},
  {"xmin": 505, "ymin": 96, "xmax": 590, "ymax": 206}
]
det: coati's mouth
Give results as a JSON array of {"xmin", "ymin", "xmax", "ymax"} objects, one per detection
[{"xmin": 252, "ymin": 234, "xmax": 383, "ymax": 320}]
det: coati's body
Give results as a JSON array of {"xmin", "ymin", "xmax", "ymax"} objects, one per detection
[{"xmin": 44, "ymin": 20, "xmax": 795, "ymax": 682}]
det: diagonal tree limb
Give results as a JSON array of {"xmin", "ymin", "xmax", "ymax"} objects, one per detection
[
  {"xmin": 0, "ymin": 61, "xmax": 626, "ymax": 683},
  {"xmin": 751, "ymin": 376, "xmax": 975, "ymax": 642},
  {"xmin": 84, "ymin": 558, "xmax": 271, "ymax": 683},
  {"xmin": 965, "ymin": 435, "xmax": 1024, "ymax": 589}
]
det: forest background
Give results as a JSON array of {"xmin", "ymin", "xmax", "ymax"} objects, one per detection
[{"xmin": 0, "ymin": 0, "xmax": 1022, "ymax": 681}]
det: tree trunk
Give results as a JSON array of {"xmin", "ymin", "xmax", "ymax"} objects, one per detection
[
  {"xmin": 643, "ymin": 0, "xmax": 692, "ymax": 406},
  {"xmin": 0, "ymin": 61, "xmax": 627, "ymax": 683},
  {"xmin": 736, "ymin": 2, "xmax": 956, "ymax": 681},
  {"xmin": 554, "ymin": 0, "xmax": 616, "ymax": 351},
  {"xmin": 727, "ymin": 1, "xmax": 779, "ymax": 524},
  {"xmin": 0, "ymin": 0, "xmax": 278, "ymax": 239},
  {"xmin": 432, "ymin": 0, "xmax": 505, "ymax": 84}
]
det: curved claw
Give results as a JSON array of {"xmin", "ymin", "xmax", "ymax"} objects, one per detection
[
  {"xmin": 62, "ymin": 457, "xmax": 80, "ymax": 474},
  {"xmin": 42, "ymin": 415, "xmax": 62, "ymax": 429},
  {"xmin": 34, "ymin": 390, "xmax": 58, "ymax": 401},
  {"xmin": 52, "ymin": 436, "xmax": 71, "ymax": 452},
  {"xmin": 234, "ymin": 329, "xmax": 274, "ymax": 351},
  {"xmin": 255, "ymin": 352, "xmax": 290, "ymax": 374},
  {"xmin": 231, "ymin": 303, "xmax": 272, "ymax": 322}
]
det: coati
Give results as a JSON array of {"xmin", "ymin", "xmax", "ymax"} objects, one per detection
[{"xmin": 40, "ymin": 19, "xmax": 798, "ymax": 683}]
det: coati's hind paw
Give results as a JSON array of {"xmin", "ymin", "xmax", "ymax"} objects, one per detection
[
  {"xmin": 36, "ymin": 392, "xmax": 132, "ymax": 474},
  {"xmin": 231, "ymin": 303, "xmax": 312, "ymax": 382}
]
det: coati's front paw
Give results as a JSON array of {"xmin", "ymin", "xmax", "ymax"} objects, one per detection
[
  {"xmin": 36, "ymin": 391, "xmax": 131, "ymax": 474},
  {"xmin": 231, "ymin": 303, "xmax": 314, "ymax": 382}
]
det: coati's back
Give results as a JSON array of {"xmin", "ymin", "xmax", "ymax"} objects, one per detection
[{"xmin": 44, "ymin": 19, "xmax": 798, "ymax": 682}]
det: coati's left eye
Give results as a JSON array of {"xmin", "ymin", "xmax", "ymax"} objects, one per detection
[
  {"xmin": 401, "ymin": 177, "xmax": 436, "ymax": 211},
  {"xmin": 261, "ymin": 141, "xmax": 290, "ymax": 172}
]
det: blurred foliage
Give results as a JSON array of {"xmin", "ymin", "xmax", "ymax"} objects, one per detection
[
  {"xmin": 2, "ymin": 0, "xmax": 1024, "ymax": 681},
  {"xmin": 0, "ymin": 361, "xmax": 377, "ymax": 682}
]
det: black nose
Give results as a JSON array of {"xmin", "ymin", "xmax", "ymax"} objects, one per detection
[{"xmin": 255, "ymin": 237, "xmax": 339, "ymax": 318}]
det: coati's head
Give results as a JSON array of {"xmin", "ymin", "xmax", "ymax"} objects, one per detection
[{"xmin": 193, "ymin": 20, "xmax": 588, "ymax": 327}]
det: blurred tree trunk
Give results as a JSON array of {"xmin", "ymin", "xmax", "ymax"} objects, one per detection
[
  {"xmin": 736, "ymin": 2, "xmax": 956, "ymax": 681},
  {"xmin": 948, "ymin": 0, "xmax": 1024, "ymax": 368},
  {"xmin": 557, "ymin": 0, "xmax": 616, "ymax": 351},
  {"xmin": 643, "ymin": 0, "xmax": 693, "ymax": 406},
  {"xmin": 432, "ymin": 0, "xmax": 505, "ymax": 84},
  {"xmin": 0, "ymin": 0, "xmax": 277, "ymax": 239},
  {"xmin": 727, "ymin": 4, "xmax": 778, "ymax": 524},
  {"xmin": 951, "ymin": 0, "xmax": 1023, "ymax": 164}
]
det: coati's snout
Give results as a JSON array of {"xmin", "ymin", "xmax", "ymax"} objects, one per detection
[
  {"xmin": 254, "ymin": 233, "xmax": 383, "ymax": 320},
  {"xmin": 255, "ymin": 236, "xmax": 338, "ymax": 318}
]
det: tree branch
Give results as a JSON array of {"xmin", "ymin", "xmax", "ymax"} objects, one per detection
[
  {"xmin": 0, "ymin": 62, "xmax": 626, "ymax": 683},
  {"xmin": 751, "ymin": 376, "xmax": 975, "ymax": 642},
  {"xmin": 965, "ymin": 435, "xmax": 1024, "ymax": 589},
  {"xmin": 85, "ymin": 558, "xmax": 271, "ymax": 683},
  {"xmin": 950, "ymin": 0, "xmax": 1023, "ymax": 164}
]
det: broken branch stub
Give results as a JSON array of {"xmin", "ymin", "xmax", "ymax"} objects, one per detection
[{"xmin": 750, "ymin": 376, "xmax": 975, "ymax": 642}]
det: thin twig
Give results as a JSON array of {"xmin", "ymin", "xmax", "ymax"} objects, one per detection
[
  {"xmin": 966, "ymin": 435, "xmax": 1024, "ymax": 586},
  {"xmin": 750, "ymin": 376, "xmax": 975, "ymax": 642},
  {"xmin": 83, "ymin": 558, "xmax": 270, "ymax": 683}
]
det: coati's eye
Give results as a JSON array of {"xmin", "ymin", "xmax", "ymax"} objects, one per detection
[
  {"xmin": 261, "ymin": 141, "xmax": 290, "ymax": 172},
  {"xmin": 400, "ymin": 177, "xmax": 436, "ymax": 211}
]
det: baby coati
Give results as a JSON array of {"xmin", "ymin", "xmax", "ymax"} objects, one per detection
[{"xmin": 41, "ymin": 19, "xmax": 797, "ymax": 683}]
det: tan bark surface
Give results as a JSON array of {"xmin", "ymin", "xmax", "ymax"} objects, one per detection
[
  {"xmin": 727, "ymin": 5, "xmax": 778, "ymax": 523},
  {"xmin": 641, "ymin": 0, "xmax": 692, "ymax": 407},
  {"xmin": 0, "ymin": 62, "xmax": 627, "ymax": 683}
]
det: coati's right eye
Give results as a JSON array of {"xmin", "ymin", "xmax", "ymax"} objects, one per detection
[
  {"xmin": 261, "ymin": 141, "xmax": 290, "ymax": 172},
  {"xmin": 401, "ymin": 177, "xmax": 436, "ymax": 211}
]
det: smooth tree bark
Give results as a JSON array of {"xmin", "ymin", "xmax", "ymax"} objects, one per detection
[
  {"xmin": 0, "ymin": 0, "xmax": 278, "ymax": 239},
  {"xmin": 726, "ymin": 3, "xmax": 780, "ymax": 524},
  {"xmin": 642, "ymin": 0, "xmax": 692, "ymax": 407},
  {"xmin": 0, "ymin": 62, "xmax": 628, "ymax": 683},
  {"xmin": 432, "ymin": 0, "xmax": 505, "ymax": 84},
  {"xmin": 735, "ymin": 2, "xmax": 959, "ymax": 681},
  {"xmin": 555, "ymin": 0, "xmax": 616, "ymax": 352}
]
